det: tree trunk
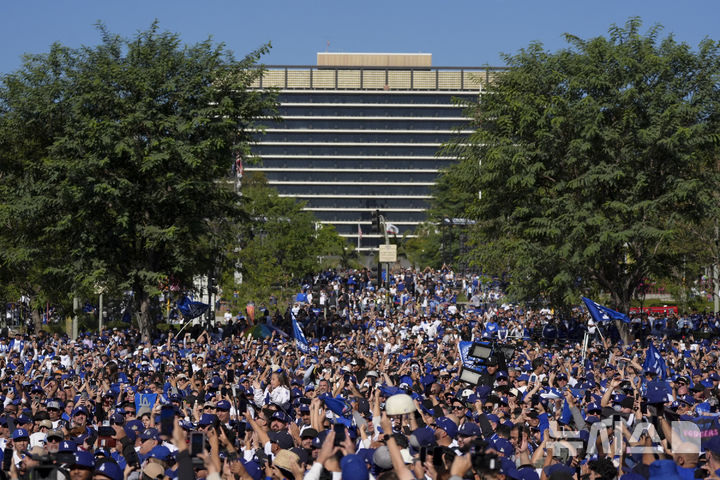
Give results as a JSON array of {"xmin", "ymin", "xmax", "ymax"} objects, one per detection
[
  {"xmin": 137, "ymin": 288, "xmax": 153, "ymax": 342},
  {"xmin": 611, "ymin": 288, "xmax": 633, "ymax": 345},
  {"xmin": 32, "ymin": 308, "xmax": 42, "ymax": 334}
]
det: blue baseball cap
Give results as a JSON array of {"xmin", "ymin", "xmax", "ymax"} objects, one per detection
[
  {"xmin": 340, "ymin": 454, "xmax": 369, "ymax": 480},
  {"xmin": 140, "ymin": 428, "xmax": 159, "ymax": 441},
  {"xmin": 216, "ymin": 400, "xmax": 231, "ymax": 411},
  {"xmin": 198, "ymin": 414, "xmax": 217, "ymax": 426},
  {"xmin": 70, "ymin": 451, "xmax": 95, "ymax": 469},
  {"xmin": 59, "ymin": 441, "xmax": 78, "ymax": 453},
  {"xmin": 148, "ymin": 445, "xmax": 171, "ymax": 461},
  {"xmin": 434, "ymin": 417, "xmax": 458, "ymax": 438},
  {"xmin": 458, "ymin": 422, "xmax": 482, "ymax": 437},
  {"xmin": 492, "ymin": 438, "xmax": 515, "ymax": 457},
  {"xmin": 95, "ymin": 461, "xmax": 123, "ymax": 480},
  {"xmin": 12, "ymin": 428, "xmax": 29, "ymax": 440}
]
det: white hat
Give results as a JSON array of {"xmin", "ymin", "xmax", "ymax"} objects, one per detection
[{"xmin": 385, "ymin": 394, "xmax": 416, "ymax": 415}]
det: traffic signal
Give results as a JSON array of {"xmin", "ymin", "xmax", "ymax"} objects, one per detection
[{"xmin": 370, "ymin": 210, "xmax": 381, "ymax": 233}]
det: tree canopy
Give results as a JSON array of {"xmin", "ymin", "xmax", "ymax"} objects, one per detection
[
  {"xmin": 222, "ymin": 173, "xmax": 352, "ymax": 312},
  {"xmin": 439, "ymin": 18, "xmax": 720, "ymax": 314},
  {"xmin": 0, "ymin": 23, "xmax": 277, "ymax": 338}
]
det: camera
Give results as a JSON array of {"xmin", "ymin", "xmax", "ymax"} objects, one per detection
[{"xmin": 468, "ymin": 439, "xmax": 500, "ymax": 474}]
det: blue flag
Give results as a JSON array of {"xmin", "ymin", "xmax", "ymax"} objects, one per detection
[
  {"xmin": 292, "ymin": 313, "xmax": 310, "ymax": 353},
  {"xmin": 560, "ymin": 398, "xmax": 573, "ymax": 425},
  {"xmin": 134, "ymin": 393, "xmax": 158, "ymax": 413},
  {"xmin": 642, "ymin": 343, "xmax": 668, "ymax": 380},
  {"xmin": 581, "ymin": 297, "xmax": 630, "ymax": 324},
  {"xmin": 177, "ymin": 297, "xmax": 209, "ymax": 320},
  {"xmin": 319, "ymin": 394, "xmax": 351, "ymax": 417}
]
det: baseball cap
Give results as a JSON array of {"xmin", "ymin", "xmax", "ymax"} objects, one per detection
[
  {"xmin": 434, "ymin": 417, "xmax": 458, "ymax": 438},
  {"xmin": 95, "ymin": 461, "xmax": 123, "ymax": 480},
  {"xmin": 340, "ymin": 454, "xmax": 369, "ymax": 480},
  {"xmin": 70, "ymin": 451, "xmax": 95, "ymax": 469},
  {"xmin": 140, "ymin": 428, "xmax": 159, "ymax": 441},
  {"xmin": 12, "ymin": 428, "xmax": 29, "ymax": 440}
]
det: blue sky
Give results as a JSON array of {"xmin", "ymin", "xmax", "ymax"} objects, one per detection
[{"xmin": 2, "ymin": 0, "xmax": 719, "ymax": 74}]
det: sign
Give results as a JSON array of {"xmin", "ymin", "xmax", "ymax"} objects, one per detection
[{"xmin": 378, "ymin": 244, "xmax": 397, "ymax": 263}]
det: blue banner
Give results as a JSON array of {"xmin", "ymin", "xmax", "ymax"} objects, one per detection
[
  {"xmin": 177, "ymin": 297, "xmax": 209, "ymax": 320},
  {"xmin": 134, "ymin": 393, "xmax": 158, "ymax": 413},
  {"xmin": 292, "ymin": 313, "xmax": 310, "ymax": 353},
  {"xmin": 581, "ymin": 297, "xmax": 630, "ymax": 324},
  {"xmin": 642, "ymin": 342, "xmax": 668, "ymax": 380}
]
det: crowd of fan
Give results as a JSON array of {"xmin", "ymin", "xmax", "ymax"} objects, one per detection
[{"xmin": 0, "ymin": 267, "xmax": 720, "ymax": 480}]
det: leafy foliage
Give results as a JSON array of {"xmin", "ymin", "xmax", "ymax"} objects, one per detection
[
  {"xmin": 222, "ymin": 173, "xmax": 351, "ymax": 310},
  {"xmin": 440, "ymin": 18, "xmax": 720, "ymax": 313},
  {"xmin": 0, "ymin": 23, "xmax": 277, "ymax": 337}
]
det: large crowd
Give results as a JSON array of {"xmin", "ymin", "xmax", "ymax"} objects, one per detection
[{"xmin": 1, "ymin": 267, "xmax": 720, "ymax": 480}]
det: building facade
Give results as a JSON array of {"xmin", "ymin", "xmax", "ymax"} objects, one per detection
[{"xmin": 248, "ymin": 53, "xmax": 502, "ymax": 250}]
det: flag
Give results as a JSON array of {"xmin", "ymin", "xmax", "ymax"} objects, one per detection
[
  {"xmin": 292, "ymin": 313, "xmax": 310, "ymax": 353},
  {"xmin": 177, "ymin": 297, "xmax": 209, "ymax": 320},
  {"xmin": 581, "ymin": 297, "xmax": 630, "ymax": 324},
  {"xmin": 560, "ymin": 398, "xmax": 573, "ymax": 425},
  {"xmin": 135, "ymin": 393, "xmax": 158, "ymax": 413},
  {"xmin": 319, "ymin": 394, "xmax": 351, "ymax": 417},
  {"xmin": 642, "ymin": 342, "xmax": 668, "ymax": 380},
  {"xmin": 386, "ymin": 223, "xmax": 399, "ymax": 235},
  {"xmin": 358, "ymin": 224, "xmax": 363, "ymax": 239}
]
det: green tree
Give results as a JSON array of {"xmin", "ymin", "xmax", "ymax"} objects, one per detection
[
  {"xmin": 441, "ymin": 19, "xmax": 720, "ymax": 324},
  {"xmin": 224, "ymin": 173, "xmax": 349, "ymax": 309},
  {"xmin": 0, "ymin": 23, "xmax": 277, "ymax": 339}
]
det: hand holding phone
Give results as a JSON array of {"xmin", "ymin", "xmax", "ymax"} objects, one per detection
[{"xmin": 333, "ymin": 423, "xmax": 346, "ymax": 446}]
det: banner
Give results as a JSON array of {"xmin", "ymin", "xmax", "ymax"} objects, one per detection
[
  {"xmin": 581, "ymin": 297, "xmax": 630, "ymax": 324},
  {"xmin": 642, "ymin": 343, "xmax": 668, "ymax": 380},
  {"xmin": 177, "ymin": 297, "xmax": 209, "ymax": 320},
  {"xmin": 134, "ymin": 393, "xmax": 158, "ymax": 413},
  {"xmin": 292, "ymin": 313, "xmax": 310, "ymax": 353}
]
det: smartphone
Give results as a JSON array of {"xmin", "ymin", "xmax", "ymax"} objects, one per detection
[
  {"xmin": 333, "ymin": 423, "xmax": 346, "ymax": 446},
  {"xmin": 300, "ymin": 397, "xmax": 312, "ymax": 405},
  {"xmin": 419, "ymin": 447, "xmax": 427, "ymax": 464},
  {"xmin": 227, "ymin": 370, "xmax": 235, "ymax": 384},
  {"xmin": 3, "ymin": 448, "xmax": 13, "ymax": 471},
  {"xmin": 190, "ymin": 431, "xmax": 205, "ymax": 457},
  {"xmin": 237, "ymin": 397, "xmax": 247, "ymax": 415},
  {"xmin": 432, "ymin": 447, "xmax": 444, "ymax": 468},
  {"xmin": 160, "ymin": 405, "xmax": 175, "ymax": 437},
  {"xmin": 641, "ymin": 401, "xmax": 648, "ymax": 415}
]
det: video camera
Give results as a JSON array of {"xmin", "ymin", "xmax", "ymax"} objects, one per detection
[
  {"xmin": 27, "ymin": 455, "xmax": 64, "ymax": 480},
  {"xmin": 458, "ymin": 341, "xmax": 517, "ymax": 386}
]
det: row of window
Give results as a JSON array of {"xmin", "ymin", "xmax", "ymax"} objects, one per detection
[
  {"xmin": 290, "ymin": 197, "xmax": 430, "ymax": 210},
  {"xmin": 259, "ymin": 131, "xmax": 465, "ymax": 144},
  {"xmin": 271, "ymin": 184, "xmax": 432, "ymax": 196},
  {"xmin": 254, "ymin": 145, "xmax": 448, "ymax": 156},
  {"xmin": 251, "ymin": 157, "xmax": 453, "ymax": 170},
  {"xmin": 278, "ymin": 92, "xmax": 477, "ymax": 105},
  {"xmin": 327, "ymin": 223, "xmax": 418, "ymax": 236},
  {"xmin": 260, "ymin": 118, "xmax": 469, "ymax": 130},
  {"xmin": 310, "ymin": 210, "xmax": 428, "ymax": 223},
  {"xmin": 260, "ymin": 171, "xmax": 438, "ymax": 183},
  {"xmin": 276, "ymin": 105, "xmax": 465, "ymax": 118}
]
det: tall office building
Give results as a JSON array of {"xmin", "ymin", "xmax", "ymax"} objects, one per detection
[{"xmin": 248, "ymin": 53, "xmax": 500, "ymax": 249}]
